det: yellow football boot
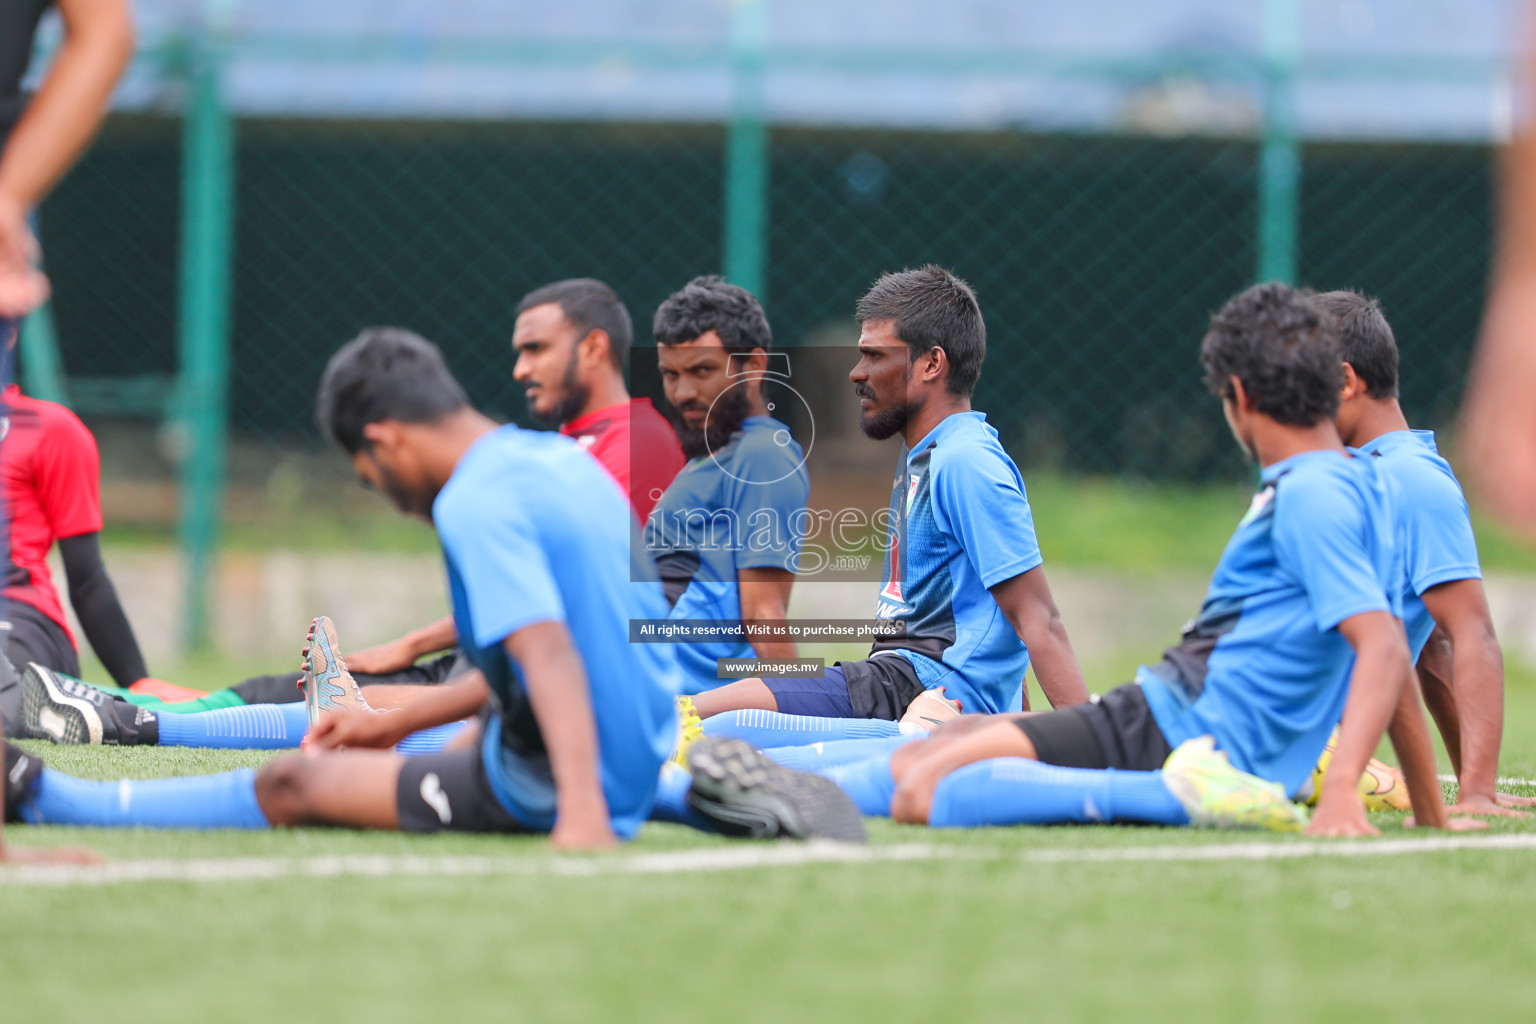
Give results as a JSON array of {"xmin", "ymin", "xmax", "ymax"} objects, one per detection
[
  {"xmin": 1305, "ymin": 729, "xmax": 1413, "ymax": 811},
  {"xmin": 1162, "ymin": 736, "xmax": 1310, "ymax": 831},
  {"xmin": 669, "ymin": 694, "xmax": 704, "ymax": 771}
]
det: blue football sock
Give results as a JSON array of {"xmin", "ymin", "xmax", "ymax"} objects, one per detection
[
  {"xmin": 395, "ymin": 720, "xmax": 470, "ymax": 756},
  {"xmin": 648, "ymin": 764, "xmax": 720, "ymax": 831},
  {"xmin": 701, "ymin": 709, "xmax": 904, "ymax": 748},
  {"xmin": 926, "ymin": 758, "xmax": 1190, "ymax": 828},
  {"xmin": 155, "ymin": 702, "xmax": 310, "ymax": 749},
  {"xmin": 823, "ymin": 755, "xmax": 898, "ymax": 817},
  {"xmin": 764, "ymin": 734, "xmax": 921, "ymax": 773},
  {"xmin": 20, "ymin": 767, "xmax": 270, "ymax": 829}
]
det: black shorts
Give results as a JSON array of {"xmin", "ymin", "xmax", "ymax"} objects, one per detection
[
  {"xmin": 1015, "ymin": 683, "xmax": 1173, "ymax": 772},
  {"xmin": 763, "ymin": 654, "xmax": 925, "ymax": 720},
  {"xmin": 2, "ymin": 600, "xmax": 79, "ymax": 678},
  {"xmin": 396, "ymin": 745, "xmax": 529, "ymax": 835}
]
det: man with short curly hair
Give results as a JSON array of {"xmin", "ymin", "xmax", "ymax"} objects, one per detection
[
  {"xmin": 816, "ymin": 283, "xmax": 1477, "ymax": 838},
  {"xmin": 647, "ymin": 276, "xmax": 810, "ymax": 689},
  {"xmin": 690, "ymin": 265, "xmax": 1089, "ymax": 738}
]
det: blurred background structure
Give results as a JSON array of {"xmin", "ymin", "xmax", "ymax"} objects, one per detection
[{"xmin": 14, "ymin": 0, "xmax": 1533, "ymax": 668}]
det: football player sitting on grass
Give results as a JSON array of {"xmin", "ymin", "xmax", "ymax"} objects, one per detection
[
  {"xmin": 0, "ymin": 337, "xmax": 168, "ymax": 739},
  {"xmin": 684, "ymin": 266, "xmax": 1090, "ymax": 751},
  {"xmin": 0, "ymin": 329, "xmax": 863, "ymax": 846},
  {"xmin": 1317, "ymin": 289, "xmax": 1531, "ymax": 814},
  {"xmin": 756, "ymin": 284, "xmax": 1495, "ymax": 837},
  {"xmin": 12, "ymin": 278, "xmax": 686, "ymax": 747}
]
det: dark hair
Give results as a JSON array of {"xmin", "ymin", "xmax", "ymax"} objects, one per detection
[
  {"xmin": 515, "ymin": 277, "xmax": 633, "ymax": 370},
  {"xmin": 653, "ymin": 275, "xmax": 772, "ymax": 354},
  {"xmin": 855, "ymin": 265, "xmax": 985, "ymax": 397},
  {"xmin": 315, "ymin": 327, "xmax": 469, "ymax": 454},
  {"xmin": 1200, "ymin": 283, "xmax": 1342, "ymax": 427},
  {"xmin": 1313, "ymin": 289, "xmax": 1399, "ymax": 400}
]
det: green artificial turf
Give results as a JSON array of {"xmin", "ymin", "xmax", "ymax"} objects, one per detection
[{"xmin": 5, "ymin": 660, "xmax": 1536, "ymax": 1021}]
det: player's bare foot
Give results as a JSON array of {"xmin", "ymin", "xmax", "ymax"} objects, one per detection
[
  {"xmin": 1405, "ymin": 814, "xmax": 1489, "ymax": 831},
  {"xmin": 1446, "ymin": 795, "xmax": 1531, "ymax": 818}
]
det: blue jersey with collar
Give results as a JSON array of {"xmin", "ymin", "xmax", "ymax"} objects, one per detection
[
  {"xmin": 433, "ymin": 425, "xmax": 682, "ymax": 838},
  {"xmin": 644, "ymin": 416, "xmax": 809, "ymax": 691},
  {"xmin": 1139, "ymin": 449, "xmax": 1401, "ymax": 796},
  {"xmin": 869, "ymin": 411, "xmax": 1043, "ymax": 714},
  {"xmin": 1353, "ymin": 430, "xmax": 1482, "ymax": 660}
]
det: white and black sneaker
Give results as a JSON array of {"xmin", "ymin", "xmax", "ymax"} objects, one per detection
[
  {"xmin": 686, "ymin": 736, "xmax": 867, "ymax": 843},
  {"xmin": 20, "ymin": 663, "xmax": 152, "ymax": 745}
]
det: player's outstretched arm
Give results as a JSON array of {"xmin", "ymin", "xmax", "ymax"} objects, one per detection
[
  {"xmin": 1388, "ymin": 672, "xmax": 1484, "ymax": 833},
  {"xmin": 344, "ymin": 615, "xmax": 459, "ymax": 675},
  {"xmin": 1415, "ymin": 628, "xmax": 1462, "ymax": 777},
  {"xmin": 988, "ymin": 567, "xmax": 1088, "ymax": 709},
  {"xmin": 1309, "ymin": 611, "xmax": 1413, "ymax": 837},
  {"xmin": 1417, "ymin": 580, "xmax": 1527, "ymax": 811},
  {"xmin": 59, "ymin": 531, "xmax": 149, "ymax": 687},
  {"xmin": 0, "ymin": 0, "xmax": 132, "ymax": 317},
  {"xmin": 737, "ymin": 567, "xmax": 797, "ymax": 659},
  {"xmin": 506, "ymin": 621, "xmax": 615, "ymax": 849},
  {"xmin": 0, "ymin": 0, "xmax": 132, "ymax": 209},
  {"xmin": 307, "ymin": 671, "xmax": 489, "ymax": 752},
  {"xmin": 1385, "ymin": 666, "xmax": 1455, "ymax": 831}
]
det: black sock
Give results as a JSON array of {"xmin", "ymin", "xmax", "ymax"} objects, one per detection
[
  {"xmin": 4, "ymin": 739, "xmax": 44, "ymax": 820},
  {"xmin": 106, "ymin": 702, "xmax": 159, "ymax": 746}
]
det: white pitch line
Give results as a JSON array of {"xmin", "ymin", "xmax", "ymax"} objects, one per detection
[
  {"xmin": 1024, "ymin": 832, "xmax": 1536, "ymax": 863},
  {"xmin": 4, "ymin": 833, "xmax": 1536, "ymax": 889},
  {"xmin": 1438, "ymin": 774, "xmax": 1536, "ymax": 788},
  {"xmin": 0, "ymin": 843, "xmax": 957, "ymax": 888}
]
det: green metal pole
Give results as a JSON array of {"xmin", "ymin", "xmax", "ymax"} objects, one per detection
[
  {"xmin": 722, "ymin": 0, "xmax": 769, "ymax": 302},
  {"xmin": 1257, "ymin": 0, "xmax": 1300, "ymax": 284},
  {"xmin": 175, "ymin": 14, "xmax": 235, "ymax": 650},
  {"xmin": 19, "ymin": 296, "xmax": 67, "ymax": 405}
]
